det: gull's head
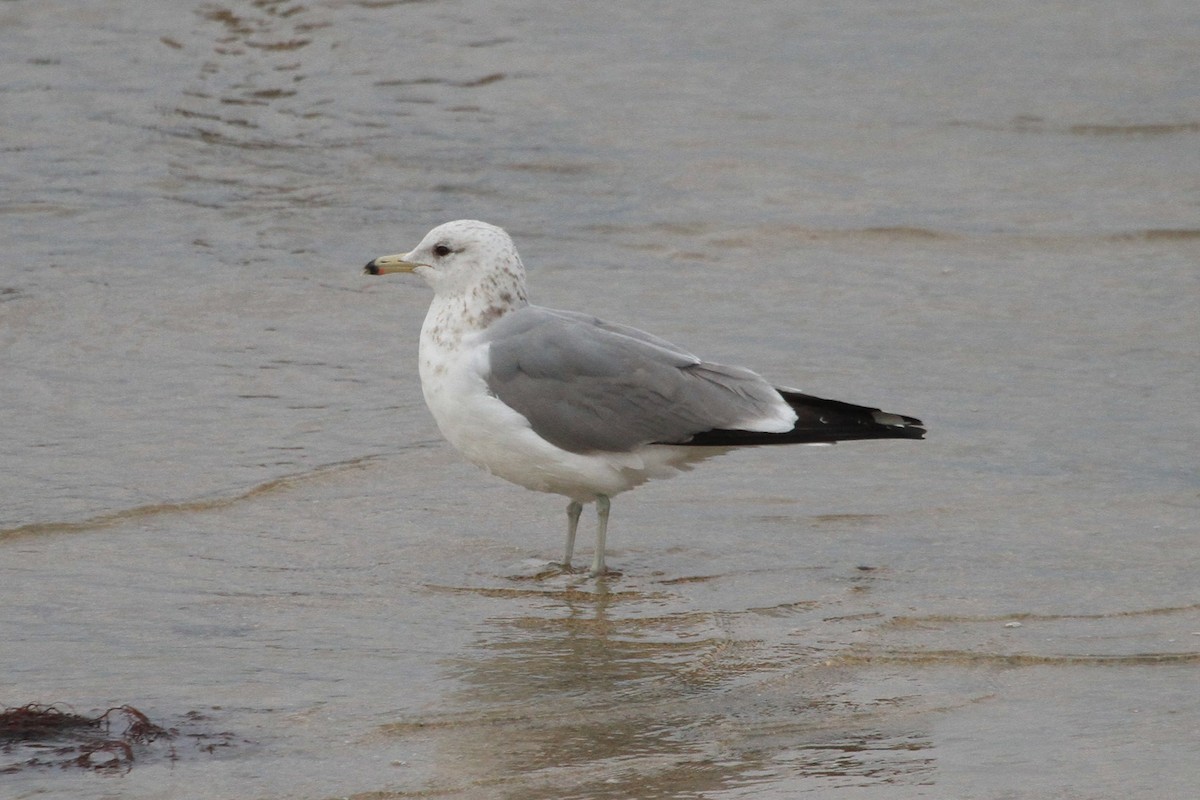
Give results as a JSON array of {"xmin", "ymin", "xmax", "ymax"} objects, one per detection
[{"xmin": 365, "ymin": 220, "xmax": 527, "ymax": 300}]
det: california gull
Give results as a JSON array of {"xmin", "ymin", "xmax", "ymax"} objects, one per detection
[{"xmin": 365, "ymin": 220, "xmax": 924, "ymax": 576}]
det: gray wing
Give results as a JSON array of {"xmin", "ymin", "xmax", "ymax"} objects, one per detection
[{"xmin": 482, "ymin": 306, "xmax": 791, "ymax": 454}]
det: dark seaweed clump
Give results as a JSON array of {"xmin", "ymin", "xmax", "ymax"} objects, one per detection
[{"xmin": 1, "ymin": 703, "xmax": 171, "ymax": 774}]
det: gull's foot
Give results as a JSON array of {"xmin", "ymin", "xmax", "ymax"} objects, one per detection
[
  {"xmin": 526, "ymin": 561, "xmax": 583, "ymax": 580},
  {"xmin": 501, "ymin": 559, "xmax": 575, "ymax": 582},
  {"xmin": 505, "ymin": 560, "xmax": 621, "ymax": 582}
]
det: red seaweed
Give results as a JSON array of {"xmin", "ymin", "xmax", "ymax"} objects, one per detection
[{"xmin": 0, "ymin": 703, "xmax": 197, "ymax": 774}]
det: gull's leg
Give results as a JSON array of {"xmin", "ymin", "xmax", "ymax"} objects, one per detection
[
  {"xmin": 564, "ymin": 500, "xmax": 583, "ymax": 568},
  {"xmin": 589, "ymin": 495, "xmax": 611, "ymax": 577}
]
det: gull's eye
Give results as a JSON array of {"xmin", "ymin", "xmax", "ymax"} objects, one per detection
[{"xmin": 432, "ymin": 243, "xmax": 453, "ymax": 258}]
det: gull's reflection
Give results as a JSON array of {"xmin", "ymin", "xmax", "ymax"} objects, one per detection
[{"xmin": 388, "ymin": 584, "xmax": 934, "ymax": 797}]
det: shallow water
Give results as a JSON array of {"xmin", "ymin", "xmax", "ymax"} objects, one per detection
[{"xmin": 3, "ymin": 1, "xmax": 1198, "ymax": 798}]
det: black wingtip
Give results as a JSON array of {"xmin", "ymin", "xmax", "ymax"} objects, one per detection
[
  {"xmin": 880, "ymin": 412, "xmax": 926, "ymax": 440},
  {"xmin": 891, "ymin": 422, "xmax": 927, "ymax": 440},
  {"xmin": 673, "ymin": 392, "xmax": 927, "ymax": 447}
]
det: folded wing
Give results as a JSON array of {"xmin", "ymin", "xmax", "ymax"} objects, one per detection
[{"xmin": 482, "ymin": 307, "xmax": 795, "ymax": 454}]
